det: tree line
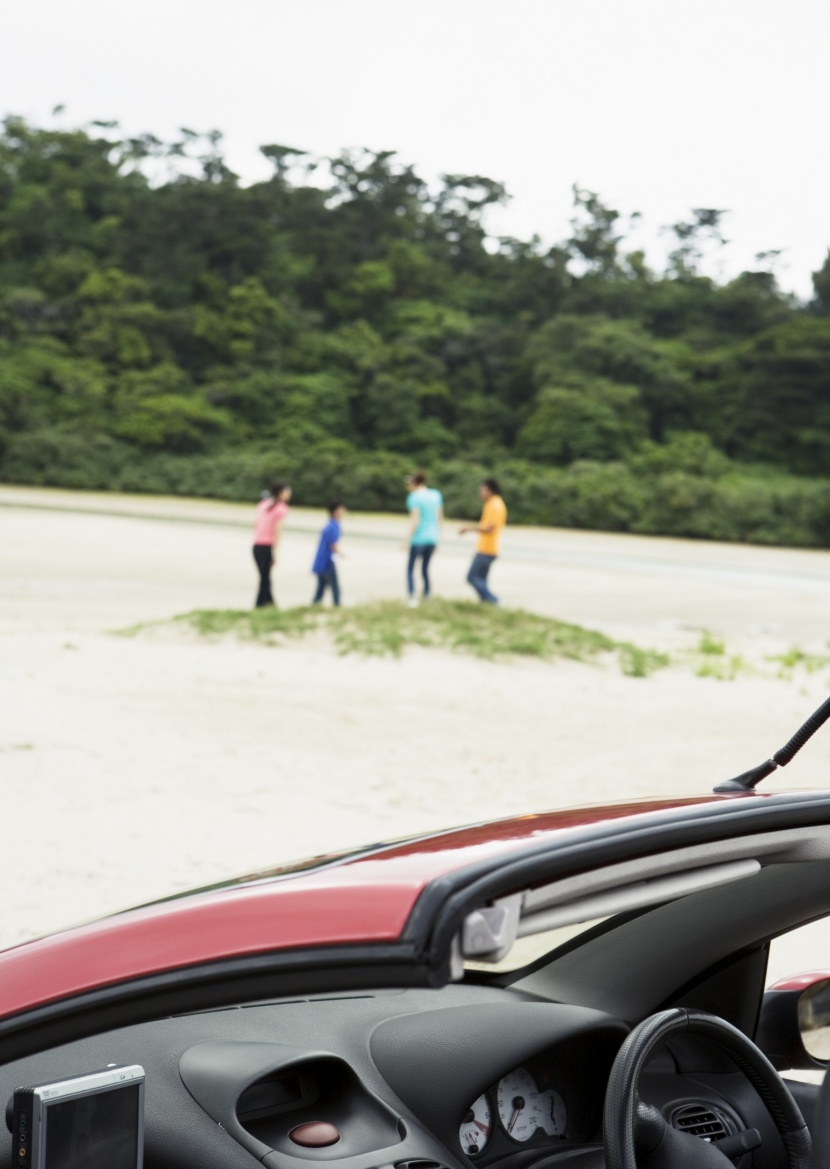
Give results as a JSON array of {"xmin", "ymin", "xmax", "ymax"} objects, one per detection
[{"xmin": 2, "ymin": 115, "xmax": 830, "ymax": 544}]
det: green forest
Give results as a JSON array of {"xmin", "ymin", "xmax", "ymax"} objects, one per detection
[{"xmin": 2, "ymin": 115, "xmax": 830, "ymax": 544}]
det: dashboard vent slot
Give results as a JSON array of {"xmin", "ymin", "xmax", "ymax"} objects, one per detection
[
  {"xmin": 670, "ymin": 1104, "xmax": 729, "ymax": 1142},
  {"xmin": 396, "ymin": 1161, "xmax": 449, "ymax": 1169}
]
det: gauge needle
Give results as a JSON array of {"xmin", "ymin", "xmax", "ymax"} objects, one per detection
[{"xmin": 507, "ymin": 1096, "xmax": 525, "ymax": 1134}]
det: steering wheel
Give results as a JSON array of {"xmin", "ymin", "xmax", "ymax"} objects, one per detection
[
  {"xmin": 603, "ymin": 1009, "xmax": 810, "ymax": 1169},
  {"xmin": 811, "ymin": 1043, "xmax": 830, "ymax": 1165}
]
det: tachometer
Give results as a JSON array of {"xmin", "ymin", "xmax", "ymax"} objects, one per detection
[
  {"xmin": 497, "ymin": 1068, "xmax": 538, "ymax": 1142},
  {"xmin": 459, "ymin": 1093, "xmax": 493, "ymax": 1157}
]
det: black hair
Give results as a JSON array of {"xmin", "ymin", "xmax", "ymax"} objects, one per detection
[
  {"xmin": 328, "ymin": 501, "xmax": 345, "ymax": 515},
  {"xmin": 267, "ymin": 480, "xmax": 289, "ymax": 509},
  {"xmin": 481, "ymin": 477, "xmax": 501, "ymax": 496},
  {"xmin": 409, "ymin": 470, "xmax": 427, "ymax": 486}
]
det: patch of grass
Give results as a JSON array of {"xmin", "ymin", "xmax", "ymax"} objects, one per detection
[
  {"xmin": 678, "ymin": 628, "xmax": 748, "ymax": 681},
  {"xmin": 697, "ymin": 630, "xmax": 726, "ymax": 656},
  {"xmin": 618, "ymin": 644, "xmax": 671, "ymax": 678},
  {"xmin": 694, "ymin": 654, "xmax": 747, "ymax": 681},
  {"xmin": 116, "ymin": 606, "xmax": 320, "ymax": 645},
  {"xmin": 177, "ymin": 606, "xmax": 319, "ymax": 643},
  {"xmin": 765, "ymin": 646, "xmax": 830, "ymax": 679},
  {"xmin": 336, "ymin": 600, "xmax": 619, "ymax": 662},
  {"xmin": 124, "ymin": 599, "xmax": 671, "ymax": 675}
]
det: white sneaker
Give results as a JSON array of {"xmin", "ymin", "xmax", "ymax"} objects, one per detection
[{"xmin": 407, "ymin": 597, "xmax": 418, "ymax": 608}]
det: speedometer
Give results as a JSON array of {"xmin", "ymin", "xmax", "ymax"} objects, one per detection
[
  {"xmin": 459, "ymin": 1094, "xmax": 492, "ymax": 1157},
  {"xmin": 497, "ymin": 1068, "xmax": 539, "ymax": 1142}
]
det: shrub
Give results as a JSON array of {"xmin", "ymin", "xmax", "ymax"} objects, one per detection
[{"xmin": 3, "ymin": 434, "xmax": 830, "ymax": 549}]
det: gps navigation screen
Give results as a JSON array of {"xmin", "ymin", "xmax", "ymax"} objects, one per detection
[{"xmin": 43, "ymin": 1084, "xmax": 140, "ymax": 1169}]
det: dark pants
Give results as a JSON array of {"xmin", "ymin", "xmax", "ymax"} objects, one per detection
[
  {"xmin": 253, "ymin": 544, "xmax": 274, "ymax": 607},
  {"xmin": 407, "ymin": 543, "xmax": 436, "ymax": 598},
  {"xmin": 312, "ymin": 565, "xmax": 341, "ymax": 607},
  {"xmin": 467, "ymin": 553, "xmax": 498, "ymax": 603}
]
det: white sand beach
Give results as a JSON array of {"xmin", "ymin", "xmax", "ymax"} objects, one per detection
[{"xmin": 2, "ymin": 484, "xmax": 830, "ymax": 979}]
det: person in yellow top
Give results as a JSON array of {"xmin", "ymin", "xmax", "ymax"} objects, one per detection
[{"xmin": 458, "ymin": 478, "xmax": 507, "ymax": 604}]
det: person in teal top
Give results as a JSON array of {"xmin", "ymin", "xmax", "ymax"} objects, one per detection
[{"xmin": 405, "ymin": 471, "xmax": 444, "ymax": 606}]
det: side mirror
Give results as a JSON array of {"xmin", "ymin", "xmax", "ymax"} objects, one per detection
[{"xmin": 757, "ymin": 972, "xmax": 830, "ymax": 1070}]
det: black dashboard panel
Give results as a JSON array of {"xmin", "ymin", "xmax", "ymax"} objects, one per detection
[
  {"xmin": 180, "ymin": 1042, "xmax": 404, "ymax": 1162},
  {"xmin": 0, "ymin": 984, "xmax": 806, "ymax": 1169},
  {"xmin": 0, "ymin": 986, "xmax": 525, "ymax": 1169},
  {"xmin": 370, "ymin": 1002, "xmax": 628, "ymax": 1157}
]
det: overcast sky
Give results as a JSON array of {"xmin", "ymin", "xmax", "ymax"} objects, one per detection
[{"xmin": 3, "ymin": 0, "xmax": 828, "ymax": 298}]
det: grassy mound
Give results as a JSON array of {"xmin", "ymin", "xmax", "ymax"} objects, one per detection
[{"xmin": 125, "ymin": 599, "xmax": 670, "ymax": 677}]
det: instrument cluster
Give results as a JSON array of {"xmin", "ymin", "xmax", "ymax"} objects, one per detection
[{"xmin": 459, "ymin": 1064, "xmax": 568, "ymax": 1158}]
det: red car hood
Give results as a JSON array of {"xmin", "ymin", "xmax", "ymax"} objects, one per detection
[{"xmin": 0, "ymin": 794, "xmax": 793, "ymax": 1020}]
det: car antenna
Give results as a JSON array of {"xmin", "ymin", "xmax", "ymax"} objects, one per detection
[{"xmin": 714, "ymin": 695, "xmax": 830, "ymax": 793}]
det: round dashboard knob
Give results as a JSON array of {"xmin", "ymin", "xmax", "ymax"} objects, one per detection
[{"xmin": 289, "ymin": 1122, "xmax": 341, "ymax": 1148}]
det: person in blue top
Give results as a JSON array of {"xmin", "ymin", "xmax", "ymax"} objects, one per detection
[
  {"xmin": 311, "ymin": 502, "xmax": 346, "ymax": 606},
  {"xmin": 404, "ymin": 471, "xmax": 444, "ymax": 607}
]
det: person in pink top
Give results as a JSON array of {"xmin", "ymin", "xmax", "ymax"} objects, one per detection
[{"xmin": 252, "ymin": 481, "xmax": 292, "ymax": 607}]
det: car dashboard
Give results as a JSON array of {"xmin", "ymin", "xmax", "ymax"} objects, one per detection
[{"xmin": 0, "ymin": 984, "xmax": 803, "ymax": 1169}]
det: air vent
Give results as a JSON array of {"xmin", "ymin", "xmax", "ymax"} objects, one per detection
[
  {"xmin": 670, "ymin": 1104, "xmax": 730, "ymax": 1142},
  {"xmin": 396, "ymin": 1160, "xmax": 449, "ymax": 1169}
]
